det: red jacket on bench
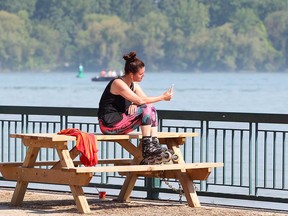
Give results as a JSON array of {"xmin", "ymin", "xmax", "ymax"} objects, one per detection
[{"xmin": 58, "ymin": 128, "xmax": 98, "ymax": 167}]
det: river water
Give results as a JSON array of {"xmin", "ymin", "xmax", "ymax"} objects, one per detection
[{"xmin": 1, "ymin": 71, "xmax": 288, "ymax": 114}]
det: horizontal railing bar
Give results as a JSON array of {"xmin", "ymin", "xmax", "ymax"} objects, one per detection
[
  {"xmin": 1, "ymin": 106, "xmax": 288, "ymax": 124},
  {"xmin": 208, "ymin": 128, "xmax": 250, "ymax": 131},
  {"xmin": 158, "ymin": 110, "xmax": 288, "ymax": 124},
  {"xmin": 0, "ymin": 106, "xmax": 98, "ymax": 117},
  {"xmin": 258, "ymin": 130, "xmax": 288, "ymax": 133}
]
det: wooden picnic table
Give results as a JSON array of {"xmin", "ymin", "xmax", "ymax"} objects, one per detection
[{"xmin": 0, "ymin": 132, "xmax": 223, "ymax": 213}]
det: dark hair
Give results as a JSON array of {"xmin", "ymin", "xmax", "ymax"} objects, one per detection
[{"xmin": 123, "ymin": 51, "xmax": 145, "ymax": 75}]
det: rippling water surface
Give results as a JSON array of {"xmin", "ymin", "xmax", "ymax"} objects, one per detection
[{"xmin": 1, "ymin": 71, "xmax": 288, "ymax": 114}]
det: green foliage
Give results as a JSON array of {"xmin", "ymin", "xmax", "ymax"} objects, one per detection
[
  {"xmin": 159, "ymin": 0, "xmax": 209, "ymax": 36},
  {"xmin": 30, "ymin": 24, "xmax": 61, "ymax": 69},
  {"xmin": 231, "ymin": 9, "xmax": 262, "ymax": 34},
  {"xmin": 75, "ymin": 14, "xmax": 128, "ymax": 70},
  {"xmin": 188, "ymin": 24, "xmax": 238, "ymax": 71},
  {"xmin": 0, "ymin": 0, "xmax": 36, "ymax": 17},
  {"xmin": 265, "ymin": 10, "xmax": 288, "ymax": 68},
  {"xmin": 0, "ymin": 0, "xmax": 287, "ymax": 72},
  {"xmin": 128, "ymin": 12, "xmax": 169, "ymax": 70},
  {"xmin": 0, "ymin": 11, "xmax": 30, "ymax": 70}
]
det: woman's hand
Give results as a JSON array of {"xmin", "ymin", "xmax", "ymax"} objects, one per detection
[
  {"xmin": 127, "ymin": 104, "xmax": 138, "ymax": 115},
  {"xmin": 163, "ymin": 87, "xmax": 174, "ymax": 101}
]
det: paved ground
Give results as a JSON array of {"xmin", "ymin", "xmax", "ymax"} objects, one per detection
[{"xmin": 0, "ymin": 187, "xmax": 287, "ymax": 216}]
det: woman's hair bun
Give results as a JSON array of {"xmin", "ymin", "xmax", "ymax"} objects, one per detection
[{"xmin": 123, "ymin": 51, "xmax": 137, "ymax": 62}]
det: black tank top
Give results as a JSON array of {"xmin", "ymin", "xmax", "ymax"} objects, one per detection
[{"xmin": 98, "ymin": 77, "xmax": 134, "ymax": 126}]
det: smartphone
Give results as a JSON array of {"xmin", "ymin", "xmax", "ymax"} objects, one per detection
[{"xmin": 170, "ymin": 84, "xmax": 174, "ymax": 92}]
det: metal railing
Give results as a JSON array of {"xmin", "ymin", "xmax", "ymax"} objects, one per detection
[{"xmin": 0, "ymin": 106, "xmax": 288, "ymax": 204}]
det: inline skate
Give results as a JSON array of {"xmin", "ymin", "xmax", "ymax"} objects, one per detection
[{"xmin": 141, "ymin": 138, "xmax": 179, "ymax": 165}]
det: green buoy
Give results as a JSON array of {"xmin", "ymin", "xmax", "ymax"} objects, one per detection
[{"xmin": 77, "ymin": 64, "xmax": 84, "ymax": 78}]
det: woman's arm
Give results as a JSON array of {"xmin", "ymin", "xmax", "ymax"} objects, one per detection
[
  {"xmin": 111, "ymin": 79, "xmax": 173, "ymax": 105},
  {"xmin": 134, "ymin": 82, "xmax": 147, "ymax": 98}
]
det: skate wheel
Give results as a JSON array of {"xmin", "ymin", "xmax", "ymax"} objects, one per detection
[
  {"xmin": 163, "ymin": 151, "xmax": 172, "ymax": 159},
  {"xmin": 172, "ymin": 154, "xmax": 179, "ymax": 162}
]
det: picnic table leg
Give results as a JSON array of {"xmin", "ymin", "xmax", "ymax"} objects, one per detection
[
  {"xmin": 117, "ymin": 140, "xmax": 142, "ymax": 202},
  {"xmin": 11, "ymin": 181, "xmax": 29, "ymax": 206},
  {"xmin": 57, "ymin": 148, "xmax": 91, "ymax": 213},
  {"xmin": 11, "ymin": 145, "xmax": 40, "ymax": 206},
  {"xmin": 167, "ymin": 138, "xmax": 201, "ymax": 207},
  {"xmin": 118, "ymin": 173, "xmax": 138, "ymax": 202},
  {"xmin": 70, "ymin": 185, "xmax": 91, "ymax": 213},
  {"xmin": 176, "ymin": 171, "xmax": 201, "ymax": 207}
]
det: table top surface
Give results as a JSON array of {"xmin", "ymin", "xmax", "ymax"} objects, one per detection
[{"xmin": 10, "ymin": 132, "xmax": 198, "ymax": 142}]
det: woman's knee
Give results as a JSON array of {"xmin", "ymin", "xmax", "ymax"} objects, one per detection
[{"xmin": 138, "ymin": 104, "xmax": 157, "ymax": 126}]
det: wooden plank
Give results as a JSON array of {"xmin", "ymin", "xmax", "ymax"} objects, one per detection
[
  {"xmin": 0, "ymin": 161, "xmax": 59, "ymax": 167},
  {"xmin": 118, "ymin": 173, "xmax": 138, "ymax": 202},
  {"xmin": 11, "ymin": 146, "xmax": 40, "ymax": 206},
  {"xmin": 176, "ymin": 170, "xmax": 201, "ymax": 207},
  {"xmin": 57, "ymin": 149, "xmax": 75, "ymax": 168},
  {"xmin": 10, "ymin": 133, "xmax": 76, "ymax": 141},
  {"xmin": 21, "ymin": 146, "xmax": 39, "ymax": 167},
  {"xmin": 70, "ymin": 185, "xmax": 91, "ymax": 213},
  {"xmin": 0, "ymin": 159, "xmax": 134, "ymax": 168},
  {"xmin": 116, "ymin": 140, "xmax": 142, "ymax": 160},
  {"xmin": 95, "ymin": 132, "xmax": 198, "ymax": 141},
  {"xmin": 158, "ymin": 137, "xmax": 186, "ymax": 146},
  {"xmin": 11, "ymin": 181, "xmax": 29, "ymax": 206},
  {"xmin": 118, "ymin": 168, "xmax": 212, "ymax": 180},
  {"xmin": 10, "ymin": 132, "xmax": 198, "ymax": 142},
  {"xmin": 65, "ymin": 162, "xmax": 223, "ymax": 174},
  {"xmin": 51, "ymin": 147, "xmax": 80, "ymax": 169},
  {"xmin": 186, "ymin": 168, "xmax": 211, "ymax": 180},
  {"xmin": 22, "ymin": 139, "xmax": 68, "ymax": 149},
  {"xmin": 0, "ymin": 166, "xmax": 92, "ymax": 185}
]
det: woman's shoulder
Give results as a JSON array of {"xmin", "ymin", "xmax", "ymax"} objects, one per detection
[
  {"xmin": 110, "ymin": 77, "xmax": 127, "ymax": 92},
  {"xmin": 111, "ymin": 77, "xmax": 125, "ymax": 85}
]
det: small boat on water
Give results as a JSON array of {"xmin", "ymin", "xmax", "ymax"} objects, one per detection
[
  {"xmin": 91, "ymin": 76, "xmax": 116, "ymax": 82},
  {"xmin": 91, "ymin": 69, "xmax": 120, "ymax": 82}
]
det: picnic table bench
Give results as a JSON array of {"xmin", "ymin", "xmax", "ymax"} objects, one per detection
[{"xmin": 0, "ymin": 132, "xmax": 223, "ymax": 214}]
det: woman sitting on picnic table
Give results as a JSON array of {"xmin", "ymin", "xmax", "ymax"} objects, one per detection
[{"xmin": 97, "ymin": 51, "xmax": 173, "ymax": 159}]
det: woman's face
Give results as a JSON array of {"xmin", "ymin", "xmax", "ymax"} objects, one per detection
[{"xmin": 132, "ymin": 67, "xmax": 145, "ymax": 82}]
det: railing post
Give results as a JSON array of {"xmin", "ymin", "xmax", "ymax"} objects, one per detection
[
  {"xmin": 204, "ymin": 120, "xmax": 209, "ymax": 192},
  {"xmin": 249, "ymin": 122, "xmax": 256, "ymax": 196},
  {"xmin": 145, "ymin": 177, "xmax": 160, "ymax": 199},
  {"xmin": 200, "ymin": 120, "xmax": 205, "ymax": 191},
  {"xmin": 255, "ymin": 123, "xmax": 259, "ymax": 196},
  {"xmin": 1, "ymin": 120, "xmax": 3, "ymax": 162}
]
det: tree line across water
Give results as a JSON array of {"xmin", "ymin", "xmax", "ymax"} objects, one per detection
[{"xmin": 0, "ymin": 0, "xmax": 288, "ymax": 72}]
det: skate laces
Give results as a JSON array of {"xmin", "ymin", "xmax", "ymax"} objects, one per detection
[
  {"xmin": 152, "ymin": 138, "xmax": 160, "ymax": 147},
  {"xmin": 152, "ymin": 138, "xmax": 167, "ymax": 152},
  {"xmin": 142, "ymin": 138, "xmax": 162, "ymax": 158}
]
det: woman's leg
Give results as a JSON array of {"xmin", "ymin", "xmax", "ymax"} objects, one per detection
[
  {"xmin": 98, "ymin": 104, "xmax": 162, "ymax": 157},
  {"xmin": 139, "ymin": 105, "xmax": 163, "ymax": 157},
  {"xmin": 145, "ymin": 105, "xmax": 164, "ymax": 151},
  {"xmin": 99, "ymin": 104, "xmax": 157, "ymax": 135}
]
